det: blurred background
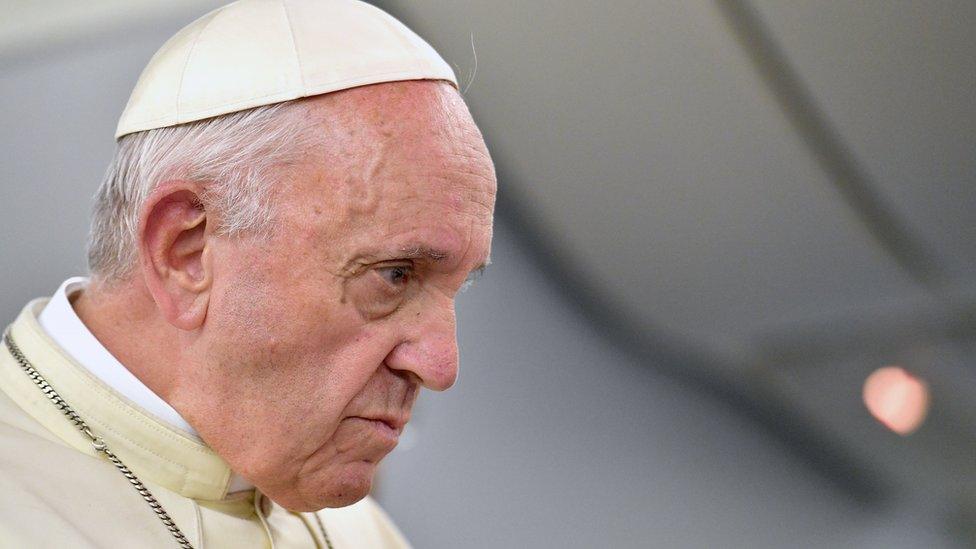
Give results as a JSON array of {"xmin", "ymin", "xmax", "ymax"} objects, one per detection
[{"xmin": 1, "ymin": 1, "xmax": 974, "ymax": 547}]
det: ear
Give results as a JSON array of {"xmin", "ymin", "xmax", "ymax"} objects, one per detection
[{"xmin": 138, "ymin": 181, "xmax": 214, "ymax": 331}]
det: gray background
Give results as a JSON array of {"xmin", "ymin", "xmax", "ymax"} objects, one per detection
[{"xmin": 1, "ymin": 1, "xmax": 973, "ymax": 547}]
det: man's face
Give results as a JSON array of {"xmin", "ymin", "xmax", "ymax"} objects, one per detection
[{"xmin": 175, "ymin": 81, "xmax": 496, "ymax": 511}]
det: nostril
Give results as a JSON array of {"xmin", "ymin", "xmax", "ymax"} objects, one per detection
[{"xmin": 384, "ymin": 359, "xmax": 424, "ymax": 386}]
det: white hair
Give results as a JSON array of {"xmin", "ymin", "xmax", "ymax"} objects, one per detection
[{"xmin": 87, "ymin": 100, "xmax": 313, "ymax": 281}]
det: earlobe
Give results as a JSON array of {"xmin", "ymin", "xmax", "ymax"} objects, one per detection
[{"xmin": 138, "ymin": 183, "xmax": 214, "ymax": 331}]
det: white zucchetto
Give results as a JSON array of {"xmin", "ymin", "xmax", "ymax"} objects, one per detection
[{"xmin": 116, "ymin": 0, "xmax": 457, "ymax": 138}]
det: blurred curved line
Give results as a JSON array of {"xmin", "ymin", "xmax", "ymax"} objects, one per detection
[
  {"xmin": 714, "ymin": 0, "xmax": 948, "ymax": 291},
  {"xmin": 717, "ymin": 0, "xmax": 976, "ymax": 454}
]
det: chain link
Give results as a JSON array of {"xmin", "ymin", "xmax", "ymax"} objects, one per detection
[
  {"xmin": 313, "ymin": 511, "xmax": 336, "ymax": 549},
  {"xmin": 3, "ymin": 329, "xmax": 194, "ymax": 549}
]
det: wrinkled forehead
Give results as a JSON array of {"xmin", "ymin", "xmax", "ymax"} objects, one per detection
[
  {"xmin": 306, "ymin": 81, "xmax": 491, "ymax": 163},
  {"xmin": 277, "ymin": 81, "xmax": 496, "ymax": 231},
  {"xmin": 305, "ymin": 83, "xmax": 493, "ymax": 191}
]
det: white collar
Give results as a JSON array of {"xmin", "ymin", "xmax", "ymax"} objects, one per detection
[
  {"xmin": 38, "ymin": 276, "xmax": 253, "ymax": 493},
  {"xmin": 38, "ymin": 277, "xmax": 197, "ymax": 434}
]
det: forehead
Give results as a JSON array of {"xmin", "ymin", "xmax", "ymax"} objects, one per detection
[{"xmin": 278, "ymin": 81, "xmax": 496, "ymax": 260}]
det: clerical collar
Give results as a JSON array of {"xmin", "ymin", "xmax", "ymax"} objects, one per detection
[
  {"xmin": 37, "ymin": 276, "xmax": 253, "ymax": 493},
  {"xmin": 38, "ymin": 277, "xmax": 196, "ymax": 434}
]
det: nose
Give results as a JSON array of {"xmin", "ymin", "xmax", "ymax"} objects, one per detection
[{"xmin": 384, "ymin": 298, "xmax": 459, "ymax": 391}]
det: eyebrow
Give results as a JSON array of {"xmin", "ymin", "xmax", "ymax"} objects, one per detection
[
  {"xmin": 397, "ymin": 246, "xmax": 490, "ymax": 272},
  {"xmin": 399, "ymin": 245, "xmax": 451, "ymax": 262}
]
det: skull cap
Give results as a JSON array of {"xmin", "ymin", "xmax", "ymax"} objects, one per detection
[{"xmin": 116, "ymin": 0, "xmax": 457, "ymax": 138}]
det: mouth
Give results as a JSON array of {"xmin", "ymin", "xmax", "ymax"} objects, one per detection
[{"xmin": 352, "ymin": 414, "xmax": 407, "ymax": 442}]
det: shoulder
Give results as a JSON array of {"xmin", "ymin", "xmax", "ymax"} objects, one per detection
[
  {"xmin": 309, "ymin": 496, "xmax": 412, "ymax": 549},
  {"xmin": 0, "ymin": 387, "xmax": 175, "ymax": 548}
]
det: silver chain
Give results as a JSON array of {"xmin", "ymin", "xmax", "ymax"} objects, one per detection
[
  {"xmin": 2, "ymin": 329, "xmax": 195, "ymax": 549},
  {"xmin": 313, "ymin": 510, "xmax": 336, "ymax": 549}
]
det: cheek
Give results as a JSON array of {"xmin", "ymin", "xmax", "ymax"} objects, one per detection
[
  {"xmin": 209, "ymin": 242, "xmax": 338, "ymax": 357},
  {"xmin": 208, "ymin": 246, "xmax": 287, "ymax": 333},
  {"xmin": 304, "ymin": 327, "xmax": 393, "ymax": 398}
]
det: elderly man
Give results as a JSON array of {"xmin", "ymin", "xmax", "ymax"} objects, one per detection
[{"xmin": 0, "ymin": 0, "xmax": 495, "ymax": 547}]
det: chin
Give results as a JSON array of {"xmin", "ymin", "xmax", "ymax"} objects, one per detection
[{"xmin": 274, "ymin": 460, "xmax": 378, "ymax": 512}]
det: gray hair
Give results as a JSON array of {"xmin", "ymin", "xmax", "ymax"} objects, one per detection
[{"xmin": 87, "ymin": 100, "xmax": 313, "ymax": 281}]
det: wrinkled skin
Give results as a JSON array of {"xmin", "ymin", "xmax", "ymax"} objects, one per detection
[
  {"xmin": 195, "ymin": 82, "xmax": 495, "ymax": 510},
  {"xmin": 80, "ymin": 80, "xmax": 496, "ymax": 511}
]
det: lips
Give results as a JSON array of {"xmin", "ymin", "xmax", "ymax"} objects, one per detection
[
  {"xmin": 353, "ymin": 413, "xmax": 407, "ymax": 437},
  {"xmin": 370, "ymin": 415, "xmax": 406, "ymax": 433}
]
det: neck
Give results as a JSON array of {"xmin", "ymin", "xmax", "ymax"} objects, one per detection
[{"xmin": 73, "ymin": 277, "xmax": 185, "ymax": 408}]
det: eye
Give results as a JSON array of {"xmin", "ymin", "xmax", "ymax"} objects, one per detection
[{"xmin": 376, "ymin": 265, "xmax": 413, "ymax": 288}]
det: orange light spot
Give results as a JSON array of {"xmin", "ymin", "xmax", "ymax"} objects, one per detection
[{"xmin": 863, "ymin": 366, "xmax": 929, "ymax": 435}]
